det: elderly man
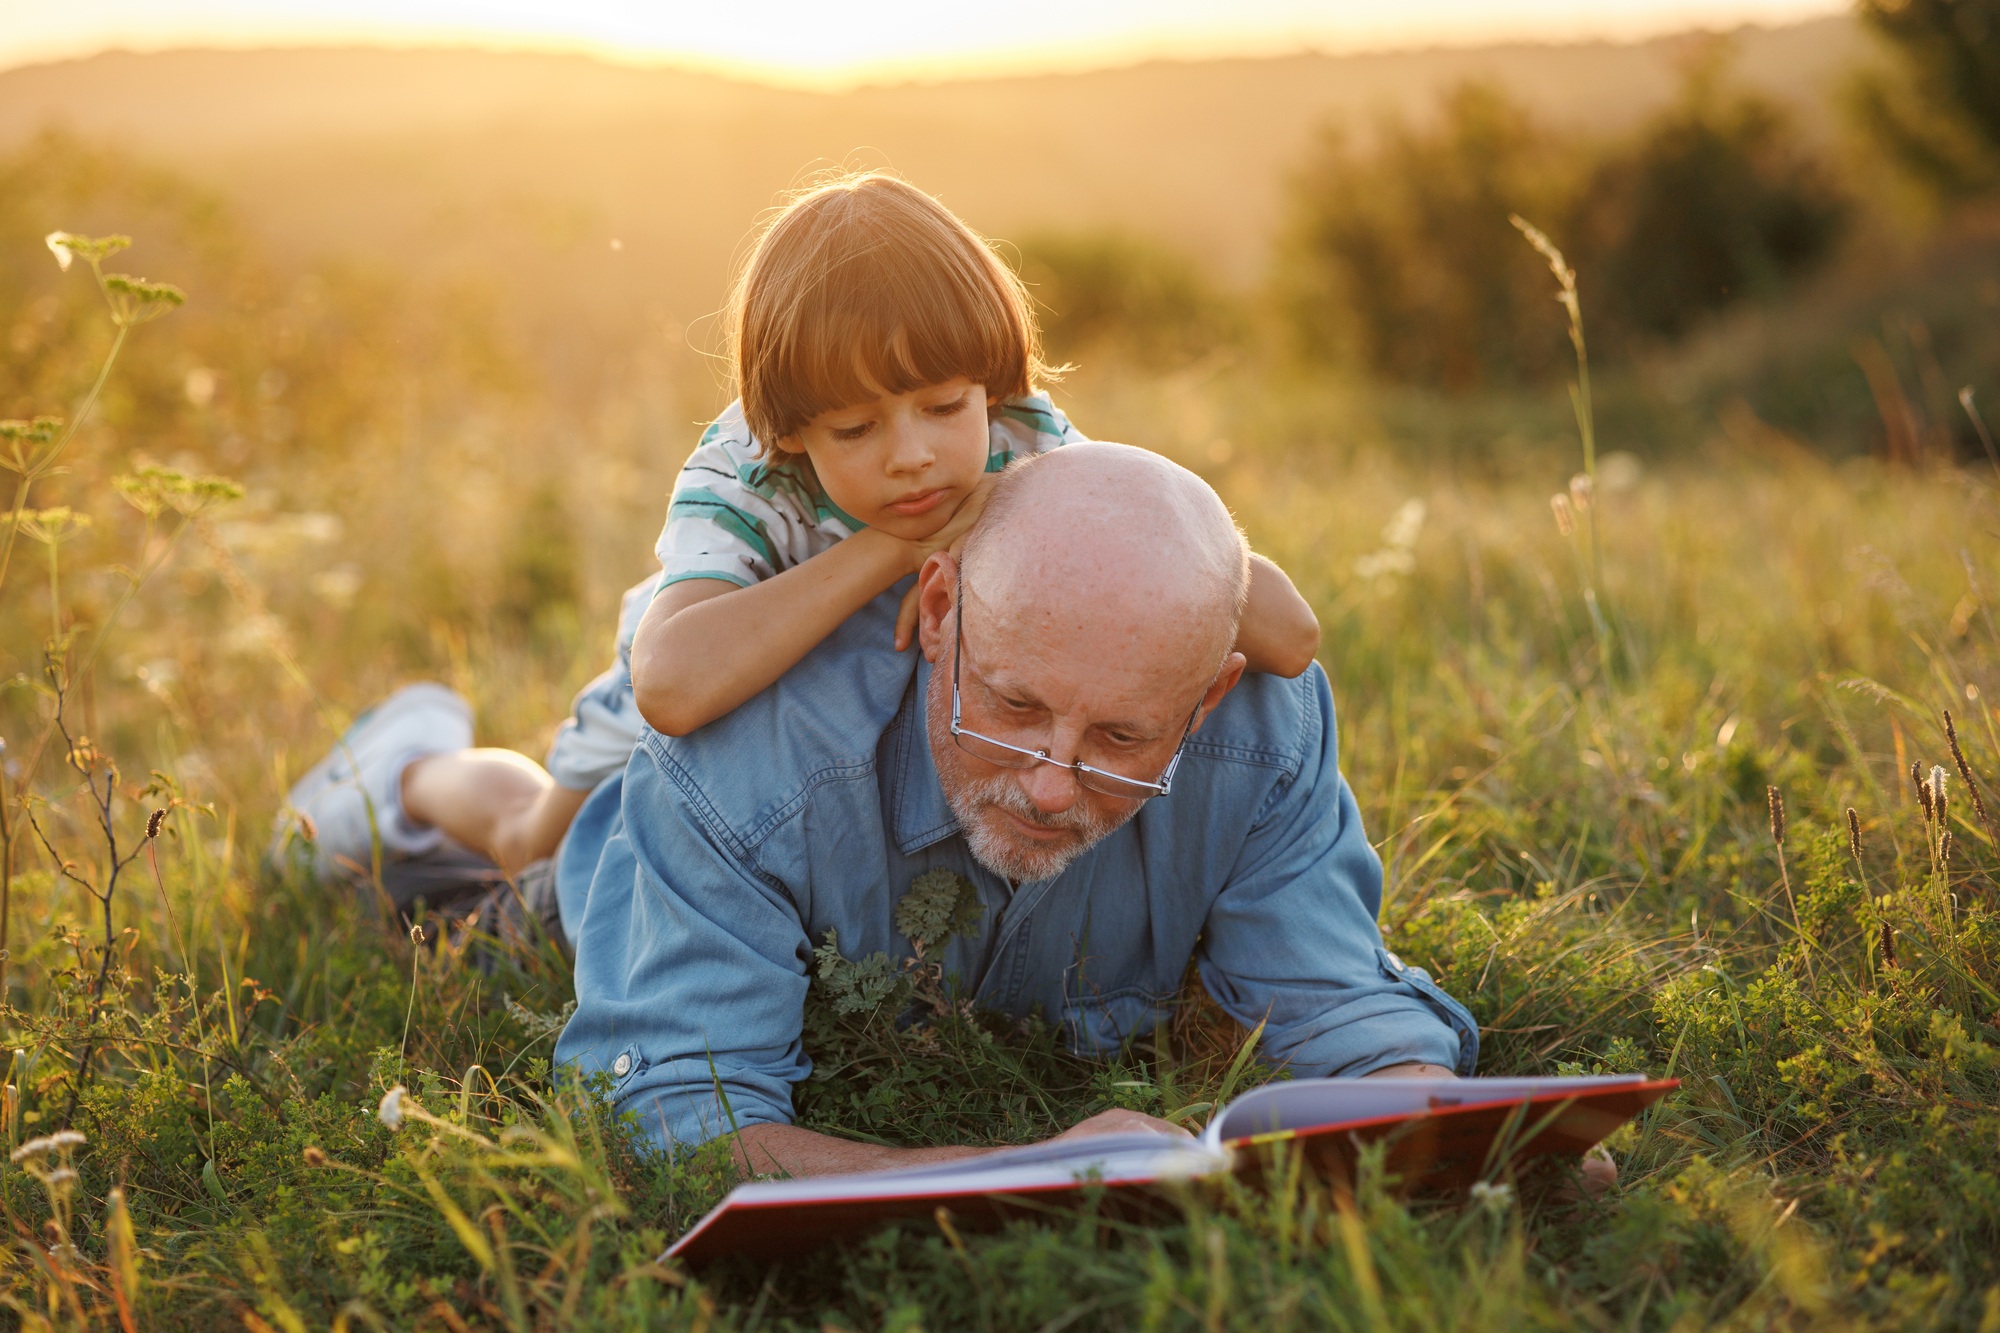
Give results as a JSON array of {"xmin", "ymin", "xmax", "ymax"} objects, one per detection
[{"xmin": 553, "ymin": 442, "xmax": 1478, "ymax": 1176}]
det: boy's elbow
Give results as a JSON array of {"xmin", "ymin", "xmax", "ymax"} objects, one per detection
[
  {"xmin": 633, "ymin": 677, "xmax": 700, "ymax": 738},
  {"xmin": 1271, "ymin": 615, "xmax": 1322, "ymax": 678}
]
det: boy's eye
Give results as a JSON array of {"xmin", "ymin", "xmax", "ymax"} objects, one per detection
[
  {"xmin": 926, "ymin": 394, "xmax": 972, "ymax": 417},
  {"xmin": 830, "ymin": 421, "xmax": 874, "ymax": 442}
]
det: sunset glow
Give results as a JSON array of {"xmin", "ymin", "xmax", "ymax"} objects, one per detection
[{"xmin": 5, "ymin": 0, "xmax": 1846, "ymax": 85}]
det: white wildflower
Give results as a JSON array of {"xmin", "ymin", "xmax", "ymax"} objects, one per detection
[
  {"xmin": 47, "ymin": 1130, "xmax": 85, "ymax": 1150},
  {"xmin": 11, "ymin": 1134, "xmax": 54, "ymax": 1162},
  {"xmin": 1381, "ymin": 498, "xmax": 1427, "ymax": 552},
  {"xmin": 378, "ymin": 1085, "xmax": 407, "ymax": 1131},
  {"xmin": 1470, "ymin": 1180, "xmax": 1514, "ymax": 1210},
  {"xmin": 1568, "ymin": 473, "xmax": 1593, "ymax": 513},
  {"xmin": 45, "ymin": 232, "xmax": 74, "ymax": 272},
  {"xmin": 1354, "ymin": 498, "xmax": 1427, "ymax": 583}
]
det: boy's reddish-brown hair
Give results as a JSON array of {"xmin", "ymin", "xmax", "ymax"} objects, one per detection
[{"xmin": 729, "ymin": 171, "xmax": 1049, "ymax": 445}]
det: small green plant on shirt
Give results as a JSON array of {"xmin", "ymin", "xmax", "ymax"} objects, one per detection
[{"xmin": 809, "ymin": 867, "xmax": 986, "ymax": 1021}]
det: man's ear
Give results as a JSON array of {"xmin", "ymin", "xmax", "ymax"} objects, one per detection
[
  {"xmin": 916, "ymin": 551, "xmax": 959, "ymax": 664},
  {"xmin": 1190, "ymin": 652, "xmax": 1247, "ymax": 735}
]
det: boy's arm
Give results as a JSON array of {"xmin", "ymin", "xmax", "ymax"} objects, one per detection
[
  {"xmin": 1236, "ymin": 554, "xmax": 1321, "ymax": 677},
  {"xmin": 631, "ymin": 528, "xmax": 916, "ymax": 736},
  {"xmin": 635, "ymin": 480, "xmax": 993, "ymax": 737}
]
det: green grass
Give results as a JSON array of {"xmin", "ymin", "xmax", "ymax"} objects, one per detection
[{"xmin": 5, "ymin": 189, "xmax": 2000, "ymax": 1329}]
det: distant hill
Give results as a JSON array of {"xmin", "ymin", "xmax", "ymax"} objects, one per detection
[{"xmin": 0, "ymin": 20, "xmax": 1868, "ymax": 348}]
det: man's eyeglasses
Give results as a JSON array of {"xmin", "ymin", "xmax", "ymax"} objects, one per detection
[{"xmin": 949, "ymin": 568, "xmax": 1205, "ymax": 800}]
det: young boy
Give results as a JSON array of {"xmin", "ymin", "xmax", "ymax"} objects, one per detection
[{"xmin": 279, "ymin": 172, "xmax": 1319, "ymax": 895}]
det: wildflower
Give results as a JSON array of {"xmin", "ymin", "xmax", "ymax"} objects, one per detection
[
  {"xmin": 1847, "ymin": 808, "xmax": 1863, "ymax": 864},
  {"xmin": 1914, "ymin": 761, "xmax": 1934, "ymax": 823},
  {"xmin": 1550, "ymin": 493, "xmax": 1575, "ymax": 537},
  {"xmin": 12, "ymin": 1134, "xmax": 54, "ymax": 1162},
  {"xmin": 1930, "ymin": 765, "xmax": 1949, "ymax": 825},
  {"xmin": 1470, "ymin": 1180, "xmax": 1514, "ymax": 1210},
  {"xmin": 1767, "ymin": 786, "xmax": 1785, "ymax": 847},
  {"xmin": 147, "ymin": 808, "xmax": 167, "ymax": 840},
  {"xmin": 302, "ymin": 1145, "xmax": 328, "ymax": 1167},
  {"xmin": 45, "ymin": 1167, "xmax": 78, "ymax": 1191},
  {"xmin": 1569, "ymin": 472, "xmax": 1593, "ymax": 513},
  {"xmin": 45, "ymin": 231, "xmax": 73, "ymax": 271},
  {"xmin": 47, "ymin": 1130, "xmax": 85, "ymax": 1151},
  {"xmin": 378, "ymin": 1086, "xmax": 407, "ymax": 1130}
]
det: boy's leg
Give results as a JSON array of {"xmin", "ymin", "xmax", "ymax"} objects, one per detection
[
  {"xmin": 401, "ymin": 752, "xmax": 589, "ymax": 876},
  {"xmin": 278, "ymin": 683, "xmax": 474, "ymax": 881}
]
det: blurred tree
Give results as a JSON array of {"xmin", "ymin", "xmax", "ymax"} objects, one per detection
[
  {"xmin": 1012, "ymin": 230, "xmax": 1233, "ymax": 366},
  {"xmin": 1571, "ymin": 46, "xmax": 1849, "ymax": 345},
  {"xmin": 1850, "ymin": 0, "xmax": 2000, "ymax": 200},
  {"xmin": 1278, "ymin": 84, "xmax": 1577, "ymax": 391}
]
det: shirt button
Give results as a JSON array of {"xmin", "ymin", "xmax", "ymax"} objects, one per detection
[
  {"xmin": 1384, "ymin": 951, "xmax": 1406, "ymax": 972},
  {"xmin": 612, "ymin": 1053, "xmax": 632, "ymax": 1077}
]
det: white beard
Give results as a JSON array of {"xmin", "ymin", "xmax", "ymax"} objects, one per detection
[{"xmin": 928, "ymin": 666, "xmax": 1136, "ymax": 881}]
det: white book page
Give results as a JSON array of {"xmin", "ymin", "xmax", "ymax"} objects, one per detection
[
  {"xmin": 1204, "ymin": 1075, "xmax": 1651, "ymax": 1150},
  {"xmin": 724, "ymin": 1131, "xmax": 1227, "ymax": 1207}
]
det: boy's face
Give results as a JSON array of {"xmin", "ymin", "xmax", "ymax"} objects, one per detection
[{"xmin": 779, "ymin": 377, "xmax": 996, "ymax": 541}]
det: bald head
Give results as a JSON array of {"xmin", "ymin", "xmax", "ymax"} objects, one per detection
[
  {"xmin": 916, "ymin": 442, "xmax": 1251, "ymax": 880},
  {"xmin": 961, "ymin": 442, "xmax": 1250, "ymax": 678}
]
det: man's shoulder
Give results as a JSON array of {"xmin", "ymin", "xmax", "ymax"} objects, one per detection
[
  {"xmin": 1181, "ymin": 663, "xmax": 1333, "ymax": 778},
  {"xmin": 636, "ymin": 589, "xmax": 915, "ymax": 841}
]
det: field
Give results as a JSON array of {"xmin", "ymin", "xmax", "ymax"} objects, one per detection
[{"xmin": 4, "ymin": 25, "xmax": 2000, "ymax": 1332}]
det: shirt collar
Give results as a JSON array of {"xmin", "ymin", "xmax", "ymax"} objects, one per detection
[{"xmin": 891, "ymin": 655, "xmax": 962, "ymax": 855}]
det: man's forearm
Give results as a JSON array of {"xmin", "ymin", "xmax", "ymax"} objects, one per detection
[{"xmin": 729, "ymin": 1123, "xmax": 989, "ymax": 1179}]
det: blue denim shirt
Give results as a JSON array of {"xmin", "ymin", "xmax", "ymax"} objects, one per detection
[{"xmin": 552, "ymin": 592, "xmax": 1479, "ymax": 1151}]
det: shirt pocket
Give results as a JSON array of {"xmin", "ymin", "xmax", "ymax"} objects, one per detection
[
  {"xmin": 1060, "ymin": 986, "xmax": 1173, "ymax": 1057},
  {"xmin": 1376, "ymin": 947, "xmax": 1482, "ymax": 1075}
]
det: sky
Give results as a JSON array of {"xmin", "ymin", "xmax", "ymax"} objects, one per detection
[{"xmin": 0, "ymin": 0, "xmax": 1848, "ymax": 86}]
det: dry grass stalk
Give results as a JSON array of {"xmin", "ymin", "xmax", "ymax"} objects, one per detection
[
  {"xmin": 1767, "ymin": 786, "xmax": 1813, "ymax": 982},
  {"xmin": 1914, "ymin": 760, "xmax": 1934, "ymax": 823},
  {"xmin": 1847, "ymin": 807, "xmax": 1864, "ymax": 865},
  {"xmin": 1942, "ymin": 709, "xmax": 2000, "ymax": 847}
]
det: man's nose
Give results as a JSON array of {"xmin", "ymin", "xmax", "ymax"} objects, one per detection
[{"xmin": 1018, "ymin": 761, "xmax": 1080, "ymax": 814}]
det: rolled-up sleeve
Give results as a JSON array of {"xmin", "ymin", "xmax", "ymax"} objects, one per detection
[
  {"xmin": 553, "ymin": 737, "xmax": 812, "ymax": 1152},
  {"xmin": 1195, "ymin": 668, "xmax": 1479, "ymax": 1078}
]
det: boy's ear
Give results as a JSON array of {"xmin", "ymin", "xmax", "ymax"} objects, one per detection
[
  {"xmin": 772, "ymin": 432, "xmax": 808, "ymax": 456},
  {"xmin": 916, "ymin": 551, "xmax": 959, "ymax": 664}
]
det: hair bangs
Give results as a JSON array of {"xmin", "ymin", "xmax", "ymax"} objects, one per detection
[{"xmin": 730, "ymin": 172, "xmax": 1047, "ymax": 445}]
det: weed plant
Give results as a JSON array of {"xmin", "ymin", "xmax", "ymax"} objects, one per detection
[{"xmin": 2, "ymin": 196, "xmax": 1999, "ymax": 1328}]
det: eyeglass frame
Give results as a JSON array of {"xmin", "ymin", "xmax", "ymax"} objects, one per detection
[{"xmin": 948, "ymin": 566, "xmax": 1208, "ymax": 800}]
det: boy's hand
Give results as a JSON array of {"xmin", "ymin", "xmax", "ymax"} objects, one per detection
[
  {"xmin": 893, "ymin": 477, "xmax": 995, "ymax": 650},
  {"xmin": 911, "ymin": 475, "xmax": 995, "ymax": 565}
]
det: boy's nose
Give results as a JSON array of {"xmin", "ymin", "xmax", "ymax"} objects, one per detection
[{"xmin": 883, "ymin": 415, "xmax": 936, "ymax": 472}]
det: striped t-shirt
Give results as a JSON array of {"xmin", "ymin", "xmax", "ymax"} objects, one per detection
[
  {"xmin": 542, "ymin": 392, "xmax": 1083, "ymax": 791},
  {"xmin": 655, "ymin": 392, "xmax": 1085, "ymax": 587}
]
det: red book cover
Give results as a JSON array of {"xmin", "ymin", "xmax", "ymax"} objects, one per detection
[{"xmin": 666, "ymin": 1075, "xmax": 1678, "ymax": 1266}]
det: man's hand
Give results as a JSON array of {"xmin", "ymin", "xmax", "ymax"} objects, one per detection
[
  {"xmin": 1051, "ymin": 1108, "xmax": 1195, "ymax": 1142},
  {"xmin": 894, "ymin": 476, "xmax": 996, "ymax": 650}
]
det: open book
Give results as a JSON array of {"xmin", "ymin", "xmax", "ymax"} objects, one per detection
[{"xmin": 667, "ymin": 1074, "xmax": 1676, "ymax": 1265}]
